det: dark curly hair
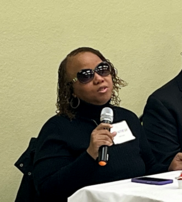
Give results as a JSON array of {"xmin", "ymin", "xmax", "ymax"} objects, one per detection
[{"xmin": 56, "ymin": 47, "xmax": 127, "ymax": 119}]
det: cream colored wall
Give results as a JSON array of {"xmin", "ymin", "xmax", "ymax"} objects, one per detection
[{"xmin": 0, "ymin": 1, "xmax": 182, "ymax": 201}]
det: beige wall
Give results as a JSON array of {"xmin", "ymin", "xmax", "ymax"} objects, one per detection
[{"xmin": 0, "ymin": 1, "xmax": 182, "ymax": 201}]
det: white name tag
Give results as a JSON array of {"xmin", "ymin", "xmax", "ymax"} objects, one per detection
[{"xmin": 110, "ymin": 121, "xmax": 136, "ymax": 144}]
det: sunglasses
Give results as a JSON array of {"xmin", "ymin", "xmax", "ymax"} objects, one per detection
[{"xmin": 71, "ymin": 61, "xmax": 111, "ymax": 84}]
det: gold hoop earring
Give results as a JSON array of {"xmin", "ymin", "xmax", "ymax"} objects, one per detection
[{"xmin": 70, "ymin": 97, "xmax": 80, "ymax": 109}]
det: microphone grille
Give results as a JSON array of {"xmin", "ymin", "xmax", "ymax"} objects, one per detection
[{"xmin": 100, "ymin": 107, "xmax": 113, "ymax": 123}]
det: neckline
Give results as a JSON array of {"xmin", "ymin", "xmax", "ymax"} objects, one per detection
[{"xmin": 76, "ymin": 99, "xmax": 111, "ymax": 123}]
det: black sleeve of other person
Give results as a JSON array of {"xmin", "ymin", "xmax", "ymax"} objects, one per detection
[{"xmin": 143, "ymin": 95, "xmax": 181, "ymax": 167}]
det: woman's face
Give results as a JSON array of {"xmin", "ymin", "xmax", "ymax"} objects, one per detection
[{"xmin": 66, "ymin": 52, "xmax": 113, "ymax": 105}]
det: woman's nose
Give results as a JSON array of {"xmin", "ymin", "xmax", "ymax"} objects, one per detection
[{"xmin": 93, "ymin": 72, "xmax": 104, "ymax": 84}]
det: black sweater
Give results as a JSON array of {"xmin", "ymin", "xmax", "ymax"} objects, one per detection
[{"xmin": 33, "ymin": 101, "xmax": 168, "ymax": 202}]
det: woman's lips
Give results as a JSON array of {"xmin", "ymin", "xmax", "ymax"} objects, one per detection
[{"xmin": 97, "ymin": 86, "xmax": 108, "ymax": 93}]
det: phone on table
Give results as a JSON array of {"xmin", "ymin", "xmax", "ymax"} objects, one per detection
[{"xmin": 131, "ymin": 177, "xmax": 173, "ymax": 185}]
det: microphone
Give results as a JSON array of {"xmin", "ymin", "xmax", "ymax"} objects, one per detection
[{"xmin": 98, "ymin": 107, "xmax": 113, "ymax": 166}]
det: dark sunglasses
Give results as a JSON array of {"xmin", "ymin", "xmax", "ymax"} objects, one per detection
[{"xmin": 72, "ymin": 61, "xmax": 111, "ymax": 84}]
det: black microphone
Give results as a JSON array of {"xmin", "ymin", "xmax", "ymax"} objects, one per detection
[{"xmin": 98, "ymin": 107, "xmax": 113, "ymax": 166}]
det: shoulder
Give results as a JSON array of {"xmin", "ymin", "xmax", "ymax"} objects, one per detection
[
  {"xmin": 44, "ymin": 114, "xmax": 71, "ymax": 124},
  {"xmin": 42, "ymin": 114, "xmax": 76, "ymax": 128},
  {"xmin": 110, "ymin": 105, "xmax": 142, "ymax": 137},
  {"xmin": 111, "ymin": 105, "xmax": 139, "ymax": 123},
  {"xmin": 36, "ymin": 114, "xmax": 74, "ymax": 138},
  {"xmin": 143, "ymin": 72, "xmax": 182, "ymax": 117},
  {"xmin": 112, "ymin": 105, "xmax": 137, "ymax": 116},
  {"xmin": 149, "ymin": 71, "xmax": 181, "ymax": 100}
]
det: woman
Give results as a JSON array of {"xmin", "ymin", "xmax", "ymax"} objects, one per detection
[{"xmin": 33, "ymin": 47, "xmax": 181, "ymax": 202}]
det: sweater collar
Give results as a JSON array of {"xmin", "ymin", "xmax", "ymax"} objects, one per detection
[{"xmin": 76, "ymin": 99, "xmax": 111, "ymax": 123}]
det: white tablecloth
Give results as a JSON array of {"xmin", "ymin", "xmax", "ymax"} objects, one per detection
[{"xmin": 68, "ymin": 170, "xmax": 182, "ymax": 202}]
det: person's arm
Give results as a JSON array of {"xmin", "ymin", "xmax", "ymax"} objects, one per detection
[
  {"xmin": 128, "ymin": 112, "xmax": 181, "ymax": 175},
  {"xmin": 33, "ymin": 118, "xmax": 115, "ymax": 201},
  {"xmin": 33, "ymin": 121, "xmax": 98, "ymax": 201},
  {"xmin": 34, "ymin": 152, "xmax": 97, "ymax": 200},
  {"xmin": 142, "ymin": 95, "xmax": 181, "ymax": 167},
  {"xmin": 137, "ymin": 121, "xmax": 168, "ymax": 174}
]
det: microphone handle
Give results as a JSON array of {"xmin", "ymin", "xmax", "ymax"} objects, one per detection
[
  {"xmin": 98, "ymin": 146, "xmax": 108, "ymax": 166},
  {"xmin": 98, "ymin": 120, "xmax": 111, "ymax": 166}
]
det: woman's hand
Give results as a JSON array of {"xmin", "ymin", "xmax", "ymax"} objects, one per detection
[
  {"xmin": 168, "ymin": 152, "xmax": 182, "ymax": 171},
  {"xmin": 86, "ymin": 123, "xmax": 117, "ymax": 160}
]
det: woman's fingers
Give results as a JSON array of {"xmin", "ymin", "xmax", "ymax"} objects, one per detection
[{"xmin": 87, "ymin": 123, "xmax": 116, "ymax": 159}]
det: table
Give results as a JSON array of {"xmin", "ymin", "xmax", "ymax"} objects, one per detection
[{"xmin": 68, "ymin": 170, "xmax": 182, "ymax": 202}]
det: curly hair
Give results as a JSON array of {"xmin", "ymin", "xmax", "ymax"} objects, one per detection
[{"xmin": 56, "ymin": 47, "xmax": 127, "ymax": 119}]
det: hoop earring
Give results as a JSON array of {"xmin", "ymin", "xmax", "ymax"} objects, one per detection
[{"xmin": 70, "ymin": 97, "xmax": 80, "ymax": 109}]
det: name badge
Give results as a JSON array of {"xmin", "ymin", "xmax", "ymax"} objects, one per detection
[{"xmin": 110, "ymin": 121, "xmax": 136, "ymax": 144}]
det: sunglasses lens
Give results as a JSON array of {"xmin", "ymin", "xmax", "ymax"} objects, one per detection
[
  {"xmin": 77, "ymin": 69, "xmax": 94, "ymax": 83},
  {"xmin": 76, "ymin": 62, "xmax": 111, "ymax": 84},
  {"xmin": 96, "ymin": 63, "xmax": 111, "ymax": 76}
]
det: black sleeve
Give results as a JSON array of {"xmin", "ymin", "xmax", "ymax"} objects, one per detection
[
  {"xmin": 33, "ymin": 120, "xmax": 98, "ymax": 201},
  {"xmin": 138, "ymin": 124, "xmax": 168, "ymax": 174},
  {"xmin": 142, "ymin": 95, "xmax": 180, "ymax": 167}
]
